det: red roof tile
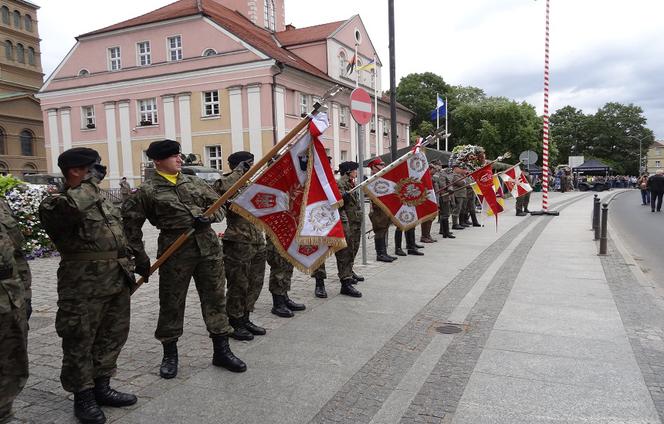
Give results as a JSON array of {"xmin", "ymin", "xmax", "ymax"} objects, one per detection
[{"xmin": 275, "ymin": 20, "xmax": 344, "ymax": 47}]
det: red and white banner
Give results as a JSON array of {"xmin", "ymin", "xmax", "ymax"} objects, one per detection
[
  {"xmin": 501, "ymin": 166, "xmax": 533, "ymax": 198},
  {"xmin": 231, "ymin": 114, "xmax": 346, "ymax": 274},
  {"xmin": 470, "ymin": 164, "xmax": 504, "ymax": 218},
  {"xmin": 363, "ymin": 144, "xmax": 438, "ymax": 231}
]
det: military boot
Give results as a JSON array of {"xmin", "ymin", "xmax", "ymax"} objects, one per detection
[
  {"xmin": 351, "ymin": 271, "xmax": 364, "ymax": 283},
  {"xmin": 74, "ymin": 389, "xmax": 106, "ymax": 424},
  {"xmin": 452, "ymin": 216, "xmax": 464, "ymax": 230},
  {"xmin": 243, "ymin": 313, "xmax": 266, "ymax": 336},
  {"xmin": 439, "ymin": 222, "xmax": 445, "ymax": 235},
  {"xmin": 229, "ymin": 317, "xmax": 254, "ymax": 341},
  {"xmin": 442, "ymin": 221, "xmax": 456, "ymax": 239},
  {"xmin": 285, "ymin": 294, "xmax": 306, "ymax": 311},
  {"xmin": 375, "ymin": 238, "xmax": 394, "ymax": 262},
  {"xmin": 271, "ymin": 293, "xmax": 294, "ymax": 318},
  {"xmin": 340, "ymin": 278, "xmax": 362, "ymax": 297},
  {"xmin": 406, "ymin": 230, "xmax": 424, "ymax": 255},
  {"xmin": 394, "ymin": 231, "xmax": 407, "ymax": 256},
  {"xmin": 314, "ymin": 276, "xmax": 327, "ymax": 298},
  {"xmin": 93, "ymin": 377, "xmax": 137, "ymax": 407},
  {"xmin": 211, "ymin": 335, "xmax": 247, "ymax": 373},
  {"xmin": 159, "ymin": 341, "xmax": 178, "ymax": 379},
  {"xmin": 420, "ymin": 221, "xmax": 437, "ymax": 243}
]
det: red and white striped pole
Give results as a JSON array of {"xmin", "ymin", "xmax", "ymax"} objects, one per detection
[{"xmin": 541, "ymin": 0, "xmax": 551, "ymax": 211}]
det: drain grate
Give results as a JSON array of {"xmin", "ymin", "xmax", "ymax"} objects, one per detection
[{"xmin": 435, "ymin": 324, "xmax": 462, "ymax": 334}]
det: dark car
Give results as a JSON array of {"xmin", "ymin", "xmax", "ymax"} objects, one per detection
[{"xmin": 577, "ymin": 181, "xmax": 609, "ymax": 192}]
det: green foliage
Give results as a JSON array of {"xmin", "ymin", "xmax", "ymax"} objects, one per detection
[
  {"xmin": 0, "ymin": 175, "xmax": 24, "ymax": 196},
  {"xmin": 396, "ymin": 72, "xmax": 450, "ymax": 134}
]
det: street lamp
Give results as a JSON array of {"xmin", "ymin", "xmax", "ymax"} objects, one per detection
[{"xmin": 627, "ymin": 134, "xmax": 649, "ymax": 173}]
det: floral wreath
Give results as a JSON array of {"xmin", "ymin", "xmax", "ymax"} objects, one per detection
[{"xmin": 449, "ymin": 145, "xmax": 486, "ymax": 171}]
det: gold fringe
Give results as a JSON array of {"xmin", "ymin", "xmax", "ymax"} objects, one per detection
[
  {"xmin": 362, "ymin": 185, "xmax": 440, "ymax": 232},
  {"xmin": 296, "ymin": 235, "xmax": 347, "ymax": 249}
]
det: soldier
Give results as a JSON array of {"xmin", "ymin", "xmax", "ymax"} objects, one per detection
[
  {"xmin": 450, "ymin": 157, "xmax": 469, "ymax": 230},
  {"xmin": 266, "ymin": 237, "xmax": 306, "ymax": 318},
  {"xmin": 516, "ymin": 166, "xmax": 533, "ymax": 216},
  {"xmin": 39, "ymin": 148, "xmax": 136, "ymax": 424},
  {"xmin": 0, "ymin": 199, "xmax": 30, "ymax": 423},
  {"xmin": 367, "ymin": 157, "xmax": 396, "ymax": 262},
  {"xmin": 122, "ymin": 139, "xmax": 246, "ymax": 380},
  {"xmin": 214, "ymin": 151, "xmax": 267, "ymax": 340},
  {"xmin": 463, "ymin": 183, "xmax": 481, "ymax": 227},
  {"xmin": 436, "ymin": 164, "xmax": 456, "ymax": 239},
  {"xmin": 119, "ymin": 177, "xmax": 131, "ymax": 203}
]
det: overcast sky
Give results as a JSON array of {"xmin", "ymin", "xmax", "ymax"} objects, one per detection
[{"xmin": 32, "ymin": 0, "xmax": 664, "ymax": 138}]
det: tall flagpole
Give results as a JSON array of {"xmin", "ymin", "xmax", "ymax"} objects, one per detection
[
  {"xmin": 445, "ymin": 96, "xmax": 449, "ymax": 151},
  {"xmin": 436, "ymin": 93, "xmax": 440, "ymax": 150},
  {"xmin": 373, "ymin": 58, "xmax": 380, "ymax": 155}
]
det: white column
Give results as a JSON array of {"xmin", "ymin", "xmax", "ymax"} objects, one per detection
[
  {"xmin": 350, "ymin": 117, "xmax": 357, "ymax": 162},
  {"xmin": 47, "ymin": 108, "xmax": 59, "ymax": 173},
  {"xmin": 118, "ymin": 100, "xmax": 134, "ymax": 181},
  {"xmin": 365, "ymin": 123, "xmax": 371, "ymax": 158},
  {"xmin": 229, "ymin": 86, "xmax": 244, "ymax": 153},
  {"xmin": 177, "ymin": 92, "xmax": 192, "ymax": 154},
  {"xmin": 162, "ymin": 94, "xmax": 176, "ymax": 140},
  {"xmin": 406, "ymin": 125, "xmax": 410, "ymax": 144},
  {"xmin": 247, "ymin": 84, "xmax": 263, "ymax": 157},
  {"xmin": 59, "ymin": 107, "xmax": 72, "ymax": 151},
  {"xmin": 275, "ymin": 85, "xmax": 286, "ymax": 141},
  {"xmin": 378, "ymin": 117, "xmax": 384, "ymax": 155},
  {"xmin": 104, "ymin": 102, "xmax": 120, "ymax": 188},
  {"xmin": 332, "ymin": 102, "xmax": 340, "ymax": 169}
]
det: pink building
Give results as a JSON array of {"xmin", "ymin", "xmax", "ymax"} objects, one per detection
[{"xmin": 37, "ymin": 0, "xmax": 413, "ymax": 187}]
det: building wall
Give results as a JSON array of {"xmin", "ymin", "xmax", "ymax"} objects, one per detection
[{"xmin": 646, "ymin": 142, "xmax": 664, "ymax": 171}]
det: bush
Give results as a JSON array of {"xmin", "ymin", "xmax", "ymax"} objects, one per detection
[
  {"xmin": 5, "ymin": 184, "xmax": 56, "ymax": 259},
  {"xmin": 0, "ymin": 175, "xmax": 24, "ymax": 196}
]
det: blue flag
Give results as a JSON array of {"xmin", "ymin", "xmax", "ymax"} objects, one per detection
[{"xmin": 429, "ymin": 95, "xmax": 446, "ymax": 121}]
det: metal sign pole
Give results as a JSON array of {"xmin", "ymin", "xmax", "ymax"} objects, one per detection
[{"xmin": 357, "ymin": 122, "xmax": 367, "ymax": 265}]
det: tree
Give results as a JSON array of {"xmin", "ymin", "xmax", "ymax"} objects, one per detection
[
  {"xmin": 550, "ymin": 106, "xmax": 592, "ymax": 165},
  {"xmin": 395, "ymin": 72, "xmax": 450, "ymax": 136}
]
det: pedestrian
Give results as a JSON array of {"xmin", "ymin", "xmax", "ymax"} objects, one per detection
[
  {"xmin": 367, "ymin": 157, "xmax": 397, "ymax": 261},
  {"xmin": 214, "ymin": 151, "xmax": 267, "ymax": 341},
  {"xmin": 647, "ymin": 169, "xmax": 664, "ymax": 212},
  {"xmin": 39, "ymin": 148, "xmax": 136, "ymax": 424},
  {"xmin": 0, "ymin": 200, "xmax": 31, "ymax": 423},
  {"xmin": 122, "ymin": 139, "xmax": 246, "ymax": 380},
  {"xmin": 638, "ymin": 173, "xmax": 650, "ymax": 205},
  {"xmin": 266, "ymin": 237, "xmax": 306, "ymax": 318},
  {"xmin": 119, "ymin": 177, "xmax": 131, "ymax": 202}
]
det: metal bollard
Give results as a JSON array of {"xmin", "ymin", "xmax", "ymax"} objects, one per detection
[
  {"xmin": 593, "ymin": 196, "xmax": 600, "ymax": 240},
  {"xmin": 599, "ymin": 203, "xmax": 608, "ymax": 255}
]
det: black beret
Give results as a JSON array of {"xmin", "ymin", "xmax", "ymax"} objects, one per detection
[
  {"xmin": 57, "ymin": 147, "xmax": 100, "ymax": 170},
  {"xmin": 146, "ymin": 139, "xmax": 180, "ymax": 160},
  {"xmin": 228, "ymin": 151, "xmax": 254, "ymax": 168},
  {"xmin": 339, "ymin": 161, "xmax": 359, "ymax": 175}
]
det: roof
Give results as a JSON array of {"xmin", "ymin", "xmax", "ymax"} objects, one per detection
[
  {"xmin": 275, "ymin": 20, "xmax": 345, "ymax": 47},
  {"xmin": 652, "ymin": 140, "xmax": 664, "ymax": 148},
  {"xmin": 573, "ymin": 158, "xmax": 612, "ymax": 171},
  {"xmin": 0, "ymin": 92, "xmax": 38, "ymax": 102}
]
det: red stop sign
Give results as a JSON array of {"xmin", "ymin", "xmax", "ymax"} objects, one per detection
[{"xmin": 350, "ymin": 88, "xmax": 373, "ymax": 125}]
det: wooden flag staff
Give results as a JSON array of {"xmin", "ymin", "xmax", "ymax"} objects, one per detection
[{"xmin": 131, "ymin": 85, "xmax": 343, "ymax": 294}]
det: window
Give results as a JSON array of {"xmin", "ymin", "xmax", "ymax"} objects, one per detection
[
  {"xmin": 24, "ymin": 14, "xmax": 31, "ymax": 32},
  {"xmin": 370, "ymin": 118, "xmax": 376, "ymax": 132},
  {"xmin": 78, "ymin": 68, "xmax": 90, "ymax": 77},
  {"xmin": 203, "ymin": 48, "xmax": 217, "ymax": 57},
  {"xmin": 264, "ymin": 0, "xmax": 275, "ymax": 31},
  {"xmin": 20, "ymin": 130, "xmax": 33, "ymax": 156},
  {"xmin": 27, "ymin": 47, "xmax": 34, "ymax": 65},
  {"xmin": 108, "ymin": 46, "xmax": 121, "ymax": 71},
  {"xmin": 137, "ymin": 41, "xmax": 151, "ymax": 66},
  {"xmin": 202, "ymin": 90, "xmax": 220, "ymax": 117},
  {"xmin": 0, "ymin": 128, "xmax": 5, "ymax": 155},
  {"xmin": 1, "ymin": 7, "xmax": 8, "ymax": 25},
  {"xmin": 338, "ymin": 50, "xmax": 347, "ymax": 77},
  {"xmin": 383, "ymin": 120, "xmax": 390, "ymax": 135},
  {"xmin": 299, "ymin": 93, "xmax": 309, "ymax": 116},
  {"xmin": 16, "ymin": 43, "xmax": 23, "ymax": 63},
  {"xmin": 81, "ymin": 106, "xmax": 95, "ymax": 129},
  {"xmin": 325, "ymin": 148, "xmax": 331, "ymax": 157},
  {"xmin": 12, "ymin": 10, "xmax": 19, "ymax": 29},
  {"xmin": 4, "ymin": 40, "xmax": 12, "ymax": 60},
  {"xmin": 167, "ymin": 35, "xmax": 182, "ymax": 61},
  {"xmin": 137, "ymin": 98, "xmax": 158, "ymax": 125},
  {"xmin": 656, "ymin": 160, "xmax": 661, "ymax": 168},
  {"xmin": 206, "ymin": 145, "xmax": 223, "ymax": 170},
  {"xmin": 340, "ymin": 150, "xmax": 348, "ymax": 161},
  {"xmin": 339, "ymin": 106, "xmax": 348, "ymax": 127}
]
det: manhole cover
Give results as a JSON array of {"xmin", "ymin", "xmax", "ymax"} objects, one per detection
[{"xmin": 435, "ymin": 325, "xmax": 462, "ymax": 334}]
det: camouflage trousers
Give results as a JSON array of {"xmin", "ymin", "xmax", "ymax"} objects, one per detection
[
  {"xmin": 223, "ymin": 241, "xmax": 266, "ymax": 319},
  {"xmin": 266, "ymin": 239, "xmax": 293, "ymax": 296},
  {"xmin": 0, "ymin": 305, "xmax": 28, "ymax": 420},
  {"xmin": 156, "ymin": 250, "xmax": 232, "ymax": 343},
  {"xmin": 369, "ymin": 209, "xmax": 391, "ymax": 239},
  {"xmin": 452, "ymin": 195, "xmax": 465, "ymax": 217},
  {"xmin": 311, "ymin": 220, "xmax": 361, "ymax": 281},
  {"xmin": 55, "ymin": 288, "xmax": 129, "ymax": 393},
  {"xmin": 516, "ymin": 193, "xmax": 531, "ymax": 211}
]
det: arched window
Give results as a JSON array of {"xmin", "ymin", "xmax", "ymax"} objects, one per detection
[
  {"xmin": 12, "ymin": 10, "xmax": 20, "ymax": 28},
  {"xmin": 19, "ymin": 130, "xmax": 33, "ymax": 156},
  {"xmin": 78, "ymin": 68, "xmax": 90, "ymax": 77},
  {"xmin": 0, "ymin": 127, "xmax": 6, "ymax": 155},
  {"xmin": 264, "ymin": 0, "xmax": 275, "ymax": 31},
  {"xmin": 202, "ymin": 48, "xmax": 217, "ymax": 57},
  {"xmin": 16, "ymin": 43, "xmax": 23, "ymax": 63},
  {"xmin": 23, "ymin": 14, "xmax": 31, "ymax": 32},
  {"xmin": 1, "ymin": 7, "xmax": 8, "ymax": 25},
  {"xmin": 338, "ymin": 50, "xmax": 347, "ymax": 77},
  {"xmin": 0, "ymin": 162, "xmax": 8, "ymax": 176},
  {"xmin": 27, "ymin": 47, "xmax": 34, "ymax": 65},
  {"xmin": 5, "ymin": 40, "xmax": 13, "ymax": 60}
]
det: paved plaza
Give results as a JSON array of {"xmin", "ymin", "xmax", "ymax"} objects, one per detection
[{"xmin": 9, "ymin": 191, "xmax": 664, "ymax": 423}]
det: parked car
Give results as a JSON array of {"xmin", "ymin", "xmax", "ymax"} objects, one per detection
[{"xmin": 577, "ymin": 180, "xmax": 610, "ymax": 192}]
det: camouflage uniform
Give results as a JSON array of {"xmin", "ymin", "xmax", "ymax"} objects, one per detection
[
  {"xmin": 266, "ymin": 237, "xmax": 293, "ymax": 296},
  {"xmin": 451, "ymin": 172, "xmax": 467, "ymax": 228},
  {"xmin": 122, "ymin": 172, "xmax": 235, "ymax": 343},
  {"xmin": 335, "ymin": 174, "xmax": 362, "ymax": 280},
  {"xmin": 369, "ymin": 202, "xmax": 391, "ymax": 239},
  {"xmin": 515, "ymin": 170, "xmax": 533, "ymax": 213},
  {"xmin": 436, "ymin": 168, "xmax": 455, "ymax": 223},
  {"xmin": 214, "ymin": 171, "xmax": 266, "ymax": 320},
  {"xmin": 39, "ymin": 179, "xmax": 132, "ymax": 393},
  {"xmin": 0, "ymin": 201, "xmax": 29, "ymax": 421},
  {"xmin": 119, "ymin": 180, "xmax": 131, "ymax": 202}
]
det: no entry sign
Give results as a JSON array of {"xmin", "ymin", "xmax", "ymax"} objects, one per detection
[{"xmin": 350, "ymin": 88, "xmax": 373, "ymax": 125}]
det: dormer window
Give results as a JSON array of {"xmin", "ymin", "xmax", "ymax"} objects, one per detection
[{"xmin": 264, "ymin": 0, "xmax": 275, "ymax": 31}]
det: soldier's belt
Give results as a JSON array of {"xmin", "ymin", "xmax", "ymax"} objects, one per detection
[
  {"xmin": 0, "ymin": 266, "xmax": 13, "ymax": 280},
  {"xmin": 60, "ymin": 251, "xmax": 126, "ymax": 261}
]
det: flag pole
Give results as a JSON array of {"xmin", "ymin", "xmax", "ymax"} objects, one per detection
[
  {"xmin": 445, "ymin": 96, "xmax": 449, "ymax": 151},
  {"xmin": 373, "ymin": 56, "xmax": 380, "ymax": 155},
  {"xmin": 436, "ymin": 93, "xmax": 440, "ymax": 151},
  {"xmin": 434, "ymin": 153, "xmax": 512, "ymax": 196},
  {"xmin": 131, "ymin": 86, "xmax": 343, "ymax": 293}
]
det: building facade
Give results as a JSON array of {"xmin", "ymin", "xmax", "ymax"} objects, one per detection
[
  {"xmin": 646, "ymin": 140, "xmax": 664, "ymax": 172},
  {"xmin": 0, "ymin": 0, "xmax": 45, "ymax": 176},
  {"xmin": 37, "ymin": 0, "xmax": 413, "ymax": 187}
]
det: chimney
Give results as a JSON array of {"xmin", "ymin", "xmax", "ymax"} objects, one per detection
[{"xmin": 285, "ymin": 24, "xmax": 296, "ymax": 31}]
